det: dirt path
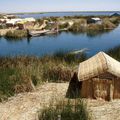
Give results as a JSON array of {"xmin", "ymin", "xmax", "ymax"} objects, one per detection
[
  {"xmin": 0, "ymin": 83, "xmax": 120, "ymax": 120},
  {"xmin": 0, "ymin": 83, "xmax": 69, "ymax": 120}
]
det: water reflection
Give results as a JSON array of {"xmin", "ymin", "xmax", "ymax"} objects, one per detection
[
  {"xmin": 3, "ymin": 29, "xmax": 114, "ymax": 43},
  {"xmin": 86, "ymin": 29, "xmax": 113, "ymax": 38},
  {"xmin": 3, "ymin": 36, "xmax": 32, "ymax": 44},
  {"xmin": 64, "ymin": 29, "xmax": 113, "ymax": 38}
]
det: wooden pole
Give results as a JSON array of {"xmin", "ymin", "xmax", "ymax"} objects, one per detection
[{"xmin": 109, "ymin": 79, "xmax": 114, "ymax": 101}]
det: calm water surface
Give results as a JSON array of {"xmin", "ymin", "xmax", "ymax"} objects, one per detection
[
  {"xmin": 0, "ymin": 25, "xmax": 120, "ymax": 57},
  {"xmin": 17, "ymin": 11, "xmax": 120, "ymax": 19}
]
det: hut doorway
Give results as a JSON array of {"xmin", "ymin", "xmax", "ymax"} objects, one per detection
[{"xmin": 92, "ymin": 78, "xmax": 113, "ymax": 101}]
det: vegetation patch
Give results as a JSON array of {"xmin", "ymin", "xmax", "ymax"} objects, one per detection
[
  {"xmin": 0, "ymin": 51, "xmax": 86, "ymax": 101},
  {"xmin": 0, "ymin": 68, "xmax": 34, "ymax": 101},
  {"xmin": 69, "ymin": 16, "xmax": 120, "ymax": 33},
  {"xmin": 107, "ymin": 45, "xmax": 120, "ymax": 61},
  {"xmin": 53, "ymin": 51, "xmax": 87, "ymax": 64},
  {"xmin": 38, "ymin": 99, "xmax": 91, "ymax": 120},
  {"xmin": 59, "ymin": 22, "xmax": 69, "ymax": 29},
  {"xmin": 43, "ymin": 66, "xmax": 72, "ymax": 82},
  {"xmin": 5, "ymin": 30, "xmax": 27, "ymax": 39}
]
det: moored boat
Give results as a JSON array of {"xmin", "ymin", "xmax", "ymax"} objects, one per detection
[
  {"xmin": 28, "ymin": 29, "xmax": 50, "ymax": 37},
  {"xmin": 45, "ymin": 30, "xmax": 58, "ymax": 35}
]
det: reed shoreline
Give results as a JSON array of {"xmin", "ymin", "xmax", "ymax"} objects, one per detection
[{"xmin": 0, "ymin": 15, "xmax": 120, "ymax": 39}]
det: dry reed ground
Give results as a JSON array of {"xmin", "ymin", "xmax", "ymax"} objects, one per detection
[{"xmin": 0, "ymin": 83, "xmax": 120, "ymax": 120}]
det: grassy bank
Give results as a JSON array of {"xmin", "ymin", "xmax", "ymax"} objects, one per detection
[
  {"xmin": 0, "ymin": 44, "xmax": 120, "ymax": 101},
  {"xmin": 0, "ymin": 52, "xmax": 86, "ymax": 101},
  {"xmin": 38, "ymin": 99, "xmax": 91, "ymax": 120}
]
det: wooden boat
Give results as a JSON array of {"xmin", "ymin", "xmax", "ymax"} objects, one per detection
[
  {"xmin": 45, "ymin": 28, "xmax": 68, "ymax": 35},
  {"xmin": 59, "ymin": 28, "xmax": 68, "ymax": 32},
  {"xmin": 45, "ymin": 30, "xmax": 58, "ymax": 35},
  {"xmin": 28, "ymin": 30, "xmax": 50, "ymax": 37}
]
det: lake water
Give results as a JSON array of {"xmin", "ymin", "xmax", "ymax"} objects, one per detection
[
  {"xmin": 0, "ymin": 25, "xmax": 120, "ymax": 57},
  {"xmin": 17, "ymin": 11, "xmax": 120, "ymax": 19}
]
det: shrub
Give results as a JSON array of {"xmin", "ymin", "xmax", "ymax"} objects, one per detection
[{"xmin": 38, "ymin": 99, "xmax": 91, "ymax": 120}]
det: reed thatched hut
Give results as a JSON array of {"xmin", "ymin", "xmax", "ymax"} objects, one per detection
[
  {"xmin": 87, "ymin": 17, "xmax": 102, "ymax": 24},
  {"xmin": 78, "ymin": 52, "xmax": 120, "ymax": 101}
]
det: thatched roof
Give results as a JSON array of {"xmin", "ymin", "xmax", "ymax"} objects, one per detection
[{"xmin": 78, "ymin": 52, "xmax": 120, "ymax": 81}]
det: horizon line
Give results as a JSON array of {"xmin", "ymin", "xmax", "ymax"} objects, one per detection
[{"xmin": 1, "ymin": 10, "xmax": 120, "ymax": 14}]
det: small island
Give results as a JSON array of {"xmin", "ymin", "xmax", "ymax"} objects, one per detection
[{"xmin": 0, "ymin": 13, "xmax": 120, "ymax": 39}]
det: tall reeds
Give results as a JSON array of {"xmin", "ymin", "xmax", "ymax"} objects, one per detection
[
  {"xmin": 5, "ymin": 30, "xmax": 27, "ymax": 39},
  {"xmin": 0, "ymin": 51, "xmax": 86, "ymax": 100}
]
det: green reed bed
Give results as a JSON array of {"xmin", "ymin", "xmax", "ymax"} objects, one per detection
[{"xmin": 5, "ymin": 30, "xmax": 27, "ymax": 39}]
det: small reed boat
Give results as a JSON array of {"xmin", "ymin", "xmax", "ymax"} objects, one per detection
[
  {"xmin": 45, "ymin": 29, "xmax": 58, "ymax": 35},
  {"xmin": 27, "ymin": 29, "xmax": 50, "ymax": 37}
]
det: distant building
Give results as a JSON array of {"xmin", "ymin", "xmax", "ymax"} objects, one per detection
[
  {"xmin": 0, "ymin": 19, "xmax": 6, "ymax": 24},
  {"xmin": 17, "ymin": 18, "xmax": 35, "ymax": 29},
  {"xmin": 5, "ymin": 17, "xmax": 36, "ymax": 29},
  {"xmin": 6, "ymin": 19, "xmax": 22, "ymax": 28},
  {"xmin": 4, "ymin": 14, "xmax": 16, "ymax": 19},
  {"xmin": 87, "ymin": 17, "xmax": 102, "ymax": 24},
  {"xmin": 24, "ymin": 18, "xmax": 36, "ymax": 22},
  {"xmin": 17, "ymin": 21, "xmax": 35, "ymax": 30}
]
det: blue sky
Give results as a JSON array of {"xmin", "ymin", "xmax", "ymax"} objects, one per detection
[{"xmin": 0, "ymin": 0, "xmax": 120, "ymax": 13}]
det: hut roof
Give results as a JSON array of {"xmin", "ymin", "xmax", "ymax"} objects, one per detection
[
  {"xmin": 78, "ymin": 52, "xmax": 120, "ymax": 81},
  {"xmin": 91, "ymin": 17, "xmax": 101, "ymax": 21},
  {"xmin": 6, "ymin": 19, "xmax": 22, "ymax": 25},
  {"xmin": 24, "ymin": 18, "xmax": 36, "ymax": 22}
]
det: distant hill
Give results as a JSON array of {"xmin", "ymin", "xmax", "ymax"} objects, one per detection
[{"xmin": 111, "ymin": 13, "xmax": 120, "ymax": 17}]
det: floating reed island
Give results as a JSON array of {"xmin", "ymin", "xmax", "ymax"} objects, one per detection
[{"xmin": 0, "ymin": 13, "xmax": 120, "ymax": 38}]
